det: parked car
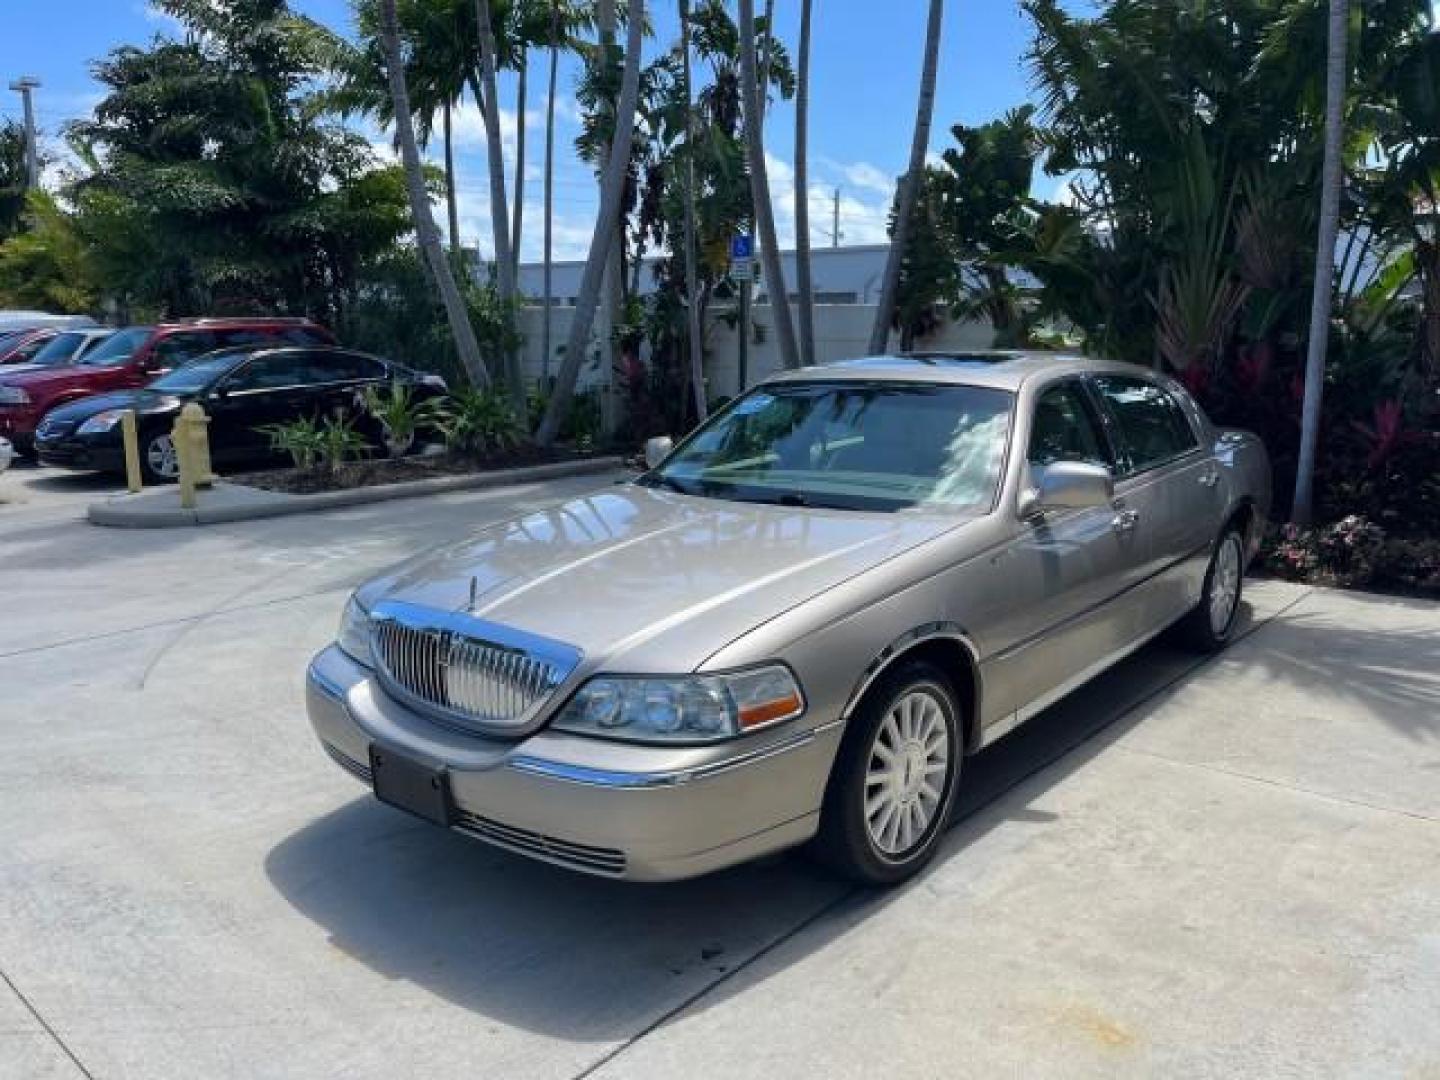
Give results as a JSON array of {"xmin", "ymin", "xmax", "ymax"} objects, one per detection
[
  {"xmin": 306, "ymin": 352, "xmax": 1272, "ymax": 885},
  {"xmin": 7, "ymin": 329, "xmax": 115, "ymax": 374},
  {"xmin": 0, "ymin": 317, "xmax": 334, "ymax": 457},
  {"xmin": 36, "ymin": 345, "xmax": 445, "ymax": 482},
  {"xmin": 0, "ymin": 327, "xmax": 60, "ymax": 365}
]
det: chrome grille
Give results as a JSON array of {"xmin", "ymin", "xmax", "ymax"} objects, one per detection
[{"xmin": 370, "ymin": 601, "xmax": 580, "ymax": 733}]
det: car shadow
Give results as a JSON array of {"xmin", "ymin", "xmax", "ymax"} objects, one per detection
[{"xmin": 264, "ymin": 600, "xmax": 1272, "ymax": 1042}]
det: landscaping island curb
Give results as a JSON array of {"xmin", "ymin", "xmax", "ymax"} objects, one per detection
[{"xmin": 87, "ymin": 456, "xmax": 627, "ymax": 528}]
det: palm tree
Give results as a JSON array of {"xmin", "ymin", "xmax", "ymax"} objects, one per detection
[
  {"xmin": 542, "ymin": 1, "xmax": 563, "ymax": 381},
  {"xmin": 378, "ymin": 0, "xmax": 490, "ymax": 387},
  {"xmin": 1292, "ymin": 0, "xmax": 1349, "ymax": 526},
  {"xmin": 474, "ymin": 0, "xmax": 521, "ymax": 401},
  {"xmin": 793, "ymin": 0, "xmax": 816, "ymax": 366},
  {"xmin": 868, "ymin": 0, "xmax": 944, "ymax": 355},
  {"xmin": 679, "ymin": 0, "xmax": 707, "ymax": 421},
  {"xmin": 535, "ymin": 0, "xmax": 647, "ymax": 445},
  {"xmin": 738, "ymin": 0, "xmax": 800, "ymax": 371}
]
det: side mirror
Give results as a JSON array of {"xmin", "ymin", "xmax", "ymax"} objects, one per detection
[
  {"xmin": 643, "ymin": 435, "xmax": 674, "ymax": 470},
  {"xmin": 1018, "ymin": 461, "xmax": 1114, "ymax": 518}
]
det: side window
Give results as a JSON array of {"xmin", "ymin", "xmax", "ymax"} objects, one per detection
[
  {"xmin": 1091, "ymin": 376, "xmax": 1198, "ymax": 473},
  {"xmin": 153, "ymin": 331, "xmax": 218, "ymax": 367},
  {"xmin": 226, "ymin": 354, "xmax": 321, "ymax": 392},
  {"xmin": 313, "ymin": 352, "xmax": 386, "ymax": 382},
  {"xmin": 1028, "ymin": 383, "xmax": 1110, "ymax": 469},
  {"xmin": 12, "ymin": 334, "xmax": 54, "ymax": 362},
  {"xmin": 216, "ymin": 329, "xmax": 271, "ymax": 348},
  {"xmin": 282, "ymin": 327, "xmax": 329, "ymax": 346}
]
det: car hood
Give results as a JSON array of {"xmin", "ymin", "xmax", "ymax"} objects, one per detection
[
  {"xmin": 359, "ymin": 484, "xmax": 965, "ymax": 673},
  {"xmin": 45, "ymin": 389, "xmax": 183, "ymax": 423}
]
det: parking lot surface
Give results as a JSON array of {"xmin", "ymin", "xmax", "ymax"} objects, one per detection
[{"xmin": 2, "ymin": 473, "xmax": 1437, "ymax": 1079}]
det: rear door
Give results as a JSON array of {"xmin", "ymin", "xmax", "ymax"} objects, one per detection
[
  {"xmin": 1087, "ymin": 374, "xmax": 1221, "ymax": 629},
  {"xmin": 136, "ymin": 330, "xmax": 218, "ymax": 385}
]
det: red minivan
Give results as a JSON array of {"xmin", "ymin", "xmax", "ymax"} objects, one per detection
[{"xmin": 0, "ymin": 318, "xmax": 335, "ymax": 455}]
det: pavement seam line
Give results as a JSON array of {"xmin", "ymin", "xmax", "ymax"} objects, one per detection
[
  {"xmin": 1111, "ymin": 744, "xmax": 1440, "ymax": 826},
  {"xmin": 0, "ymin": 967, "xmax": 96, "ymax": 1080},
  {"xmin": 570, "ymin": 884, "xmax": 861, "ymax": 1080},
  {"xmin": 570, "ymin": 585, "xmax": 1315, "ymax": 1077}
]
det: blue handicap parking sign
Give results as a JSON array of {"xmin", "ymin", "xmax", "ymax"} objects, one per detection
[{"xmin": 730, "ymin": 235, "xmax": 755, "ymax": 260}]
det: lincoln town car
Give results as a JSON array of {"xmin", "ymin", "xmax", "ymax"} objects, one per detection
[{"xmin": 306, "ymin": 353, "xmax": 1271, "ymax": 884}]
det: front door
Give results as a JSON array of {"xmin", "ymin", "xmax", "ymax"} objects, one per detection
[
  {"xmin": 206, "ymin": 352, "xmax": 327, "ymax": 465},
  {"xmin": 973, "ymin": 379, "xmax": 1150, "ymax": 727}
]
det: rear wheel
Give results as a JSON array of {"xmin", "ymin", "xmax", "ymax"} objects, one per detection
[
  {"xmin": 1179, "ymin": 526, "xmax": 1245, "ymax": 651},
  {"xmin": 816, "ymin": 659, "xmax": 962, "ymax": 885}
]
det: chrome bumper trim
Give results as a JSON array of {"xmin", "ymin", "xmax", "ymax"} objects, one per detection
[
  {"xmin": 309, "ymin": 659, "xmax": 350, "ymax": 703},
  {"xmin": 505, "ymin": 719, "xmax": 843, "ymax": 789}
]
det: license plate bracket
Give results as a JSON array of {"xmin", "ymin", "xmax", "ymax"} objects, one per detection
[{"xmin": 369, "ymin": 743, "xmax": 453, "ymax": 827}]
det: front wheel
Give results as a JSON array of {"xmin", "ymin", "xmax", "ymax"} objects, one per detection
[
  {"xmin": 815, "ymin": 659, "xmax": 962, "ymax": 885},
  {"xmin": 1178, "ymin": 526, "xmax": 1245, "ymax": 651},
  {"xmin": 141, "ymin": 431, "xmax": 181, "ymax": 484}
]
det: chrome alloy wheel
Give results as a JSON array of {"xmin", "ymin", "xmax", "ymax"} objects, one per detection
[
  {"xmin": 146, "ymin": 434, "xmax": 180, "ymax": 479},
  {"xmin": 1209, "ymin": 532, "xmax": 1243, "ymax": 636},
  {"xmin": 864, "ymin": 688, "xmax": 951, "ymax": 857}
]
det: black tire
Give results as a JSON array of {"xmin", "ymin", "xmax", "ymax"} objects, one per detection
[
  {"xmin": 815, "ymin": 659, "xmax": 963, "ymax": 886},
  {"xmin": 139, "ymin": 429, "xmax": 180, "ymax": 485},
  {"xmin": 1178, "ymin": 525, "xmax": 1246, "ymax": 652}
]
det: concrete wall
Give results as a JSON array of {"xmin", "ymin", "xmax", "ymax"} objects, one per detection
[{"xmin": 515, "ymin": 302, "xmax": 998, "ymax": 405}]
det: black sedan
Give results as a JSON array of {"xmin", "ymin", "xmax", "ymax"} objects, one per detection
[{"xmin": 34, "ymin": 345, "xmax": 446, "ymax": 482}]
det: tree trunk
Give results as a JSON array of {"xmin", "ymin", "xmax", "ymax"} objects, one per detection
[
  {"xmin": 378, "ymin": 0, "xmax": 490, "ymax": 388},
  {"xmin": 535, "ymin": 0, "xmax": 646, "ymax": 446},
  {"xmin": 542, "ymin": 6, "xmax": 560, "ymax": 385},
  {"xmin": 474, "ymin": 0, "xmax": 521, "ymax": 404},
  {"xmin": 512, "ymin": 56, "xmax": 528, "ymax": 278},
  {"xmin": 739, "ymin": 0, "xmax": 800, "ymax": 371},
  {"xmin": 1292, "ymin": 0, "xmax": 1348, "ymax": 526},
  {"xmin": 443, "ymin": 98, "xmax": 461, "ymax": 257},
  {"xmin": 794, "ymin": 0, "xmax": 816, "ymax": 367},
  {"xmin": 868, "ymin": 0, "xmax": 944, "ymax": 355},
  {"xmin": 679, "ymin": 0, "xmax": 708, "ymax": 422}
]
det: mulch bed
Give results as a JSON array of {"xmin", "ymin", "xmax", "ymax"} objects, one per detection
[{"xmin": 228, "ymin": 446, "xmax": 618, "ymax": 495}]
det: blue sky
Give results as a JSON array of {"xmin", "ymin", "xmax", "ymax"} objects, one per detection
[{"xmin": 0, "ymin": 0, "xmax": 1046, "ymax": 258}]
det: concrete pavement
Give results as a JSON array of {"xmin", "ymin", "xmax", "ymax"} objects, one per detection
[{"xmin": 2, "ymin": 473, "xmax": 1437, "ymax": 1079}]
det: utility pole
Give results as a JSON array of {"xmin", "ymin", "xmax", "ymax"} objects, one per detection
[
  {"xmin": 8, "ymin": 76, "xmax": 40, "ymax": 188},
  {"xmin": 832, "ymin": 187, "xmax": 840, "ymax": 249}
]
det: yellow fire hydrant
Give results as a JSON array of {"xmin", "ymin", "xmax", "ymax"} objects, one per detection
[{"xmin": 172, "ymin": 402, "xmax": 217, "ymax": 509}]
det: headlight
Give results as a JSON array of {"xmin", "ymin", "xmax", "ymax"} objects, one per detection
[
  {"xmin": 77, "ymin": 409, "xmax": 126, "ymax": 435},
  {"xmin": 553, "ymin": 664, "xmax": 804, "ymax": 744},
  {"xmin": 0, "ymin": 386, "xmax": 30, "ymax": 405},
  {"xmin": 336, "ymin": 595, "xmax": 374, "ymax": 667}
]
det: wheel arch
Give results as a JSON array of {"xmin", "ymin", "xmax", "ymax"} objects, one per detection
[{"xmin": 840, "ymin": 623, "xmax": 983, "ymax": 754}]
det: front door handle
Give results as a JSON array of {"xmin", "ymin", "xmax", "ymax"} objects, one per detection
[
  {"xmin": 1199, "ymin": 469, "xmax": 1221, "ymax": 487},
  {"xmin": 1112, "ymin": 509, "xmax": 1140, "ymax": 532}
]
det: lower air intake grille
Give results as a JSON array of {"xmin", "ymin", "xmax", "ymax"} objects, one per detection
[
  {"xmin": 453, "ymin": 811, "xmax": 627, "ymax": 875},
  {"xmin": 323, "ymin": 742, "xmax": 373, "ymax": 783}
]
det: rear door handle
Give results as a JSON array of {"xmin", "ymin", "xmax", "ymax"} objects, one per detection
[{"xmin": 1112, "ymin": 509, "xmax": 1140, "ymax": 532}]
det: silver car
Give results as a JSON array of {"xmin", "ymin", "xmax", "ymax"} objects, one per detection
[{"xmin": 307, "ymin": 353, "xmax": 1270, "ymax": 884}]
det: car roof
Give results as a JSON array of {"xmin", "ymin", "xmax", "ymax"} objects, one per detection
[{"xmin": 759, "ymin": 351, "xmax": 1156, "ymax": 392}]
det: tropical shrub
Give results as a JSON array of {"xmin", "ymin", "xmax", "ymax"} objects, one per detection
[
  {"xmin": 317, "ymin": 415, "xmax": 371, "ymax": 473},
  {"xmin": 258, "ymin": 417, "xmax": 325, "ymax": 471},
  {"xmin": 363, "ymin": 381, "xmax": 442, "ymax": 458},
  {"xmin": 1263, "ymin": 514, "xmax": 1439, "ymax": 594},
  {"xmin": 434, "ymin": 389, "xmax": 523, "ymax": 456}
]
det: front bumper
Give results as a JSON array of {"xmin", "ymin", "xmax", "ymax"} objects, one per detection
[
  {"xmin": 0, "ymin": 406, "xmax": 40, "ymax": 450},
  {"xmin": 34, "ymin": 433, "xmax": 125, "ymax": 474},
  {"xmin": 305, "ymin": 646, "xmax": 841, "ymax": 881}
]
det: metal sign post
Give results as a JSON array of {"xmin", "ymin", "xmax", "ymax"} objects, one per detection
[{"xmin": 731, "ymin": 236, "xmax": 755, "ymax": 392}]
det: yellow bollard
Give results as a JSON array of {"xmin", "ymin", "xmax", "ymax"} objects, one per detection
[
  {"xmin": 173, "ymin": 402, "xmax": 216, "ymax": 510},
  {"xmin": 120, "ymin": 410, "xmax": 142, "ymax": 494}
]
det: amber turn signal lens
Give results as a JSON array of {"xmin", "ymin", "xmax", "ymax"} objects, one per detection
[{"xmin": 738, "ymin": 692, "xmax": 803, "ymax": 730}]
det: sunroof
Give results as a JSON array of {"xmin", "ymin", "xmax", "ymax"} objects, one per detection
[{"xmin": 902, "ymin": 351, "xmax": 1017, "ymax": 367}]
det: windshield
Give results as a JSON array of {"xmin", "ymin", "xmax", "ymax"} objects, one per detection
[
  {"xmin": 645, "ymin": 382, "xmax": 1014, "ymax": 512},
  {"xmin": 29, "ymin": 331, "xmax": 92, "ymax": 367},
  {"xmin": 147, "ymin": 352, "xmax": 243, "ymax": 394},
  {"xmin": 81, "ymin": 327, "xmax": 153, "ymax": 367}
]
